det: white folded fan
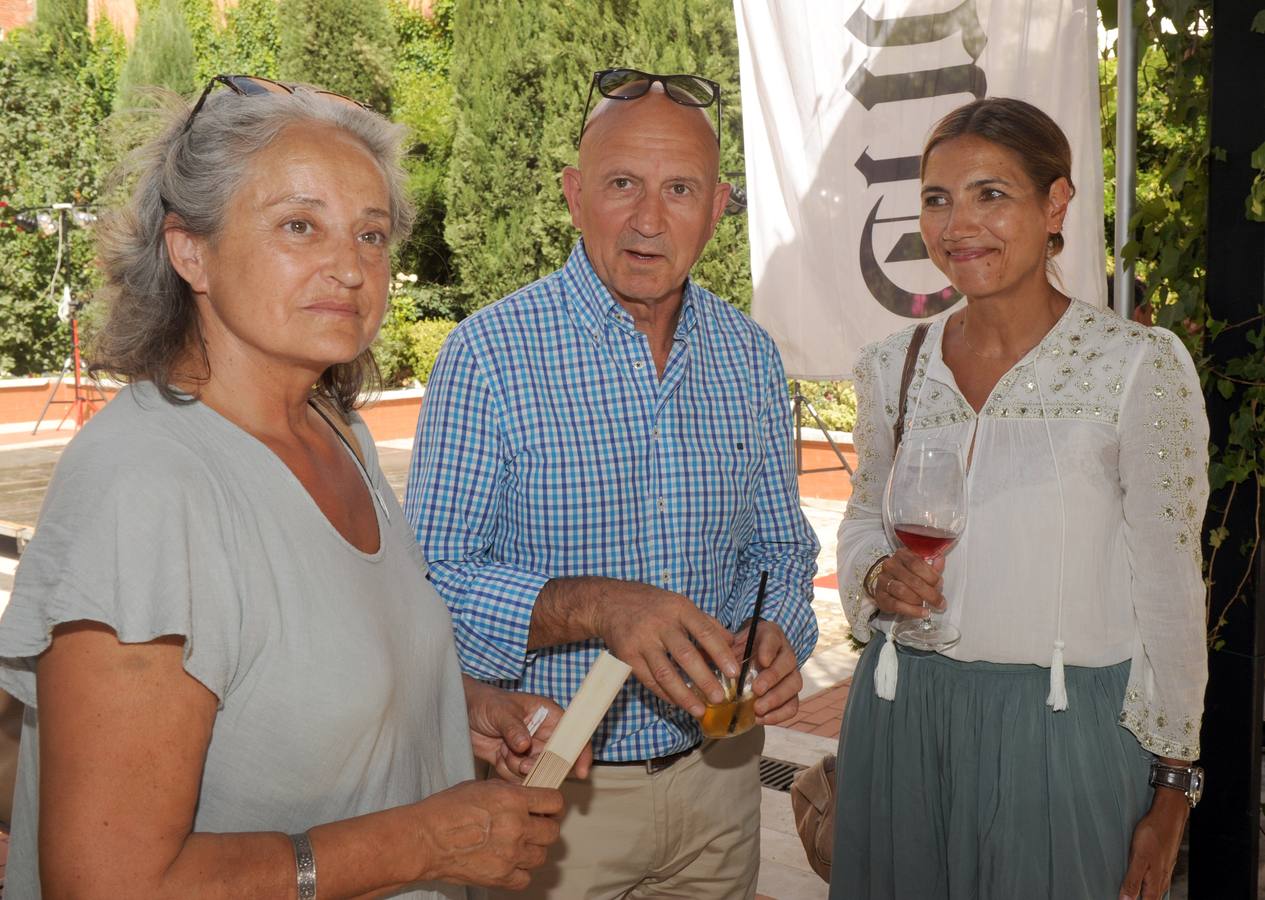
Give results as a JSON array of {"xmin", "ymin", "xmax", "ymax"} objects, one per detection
[{"xmin": 523, "ymin": 651, "xmax": 632, "ymax": 789}]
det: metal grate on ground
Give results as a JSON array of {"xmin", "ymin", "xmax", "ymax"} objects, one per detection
[{"xmin": 758, "ymin": 756, "xmax": 806, "ymax": 792}]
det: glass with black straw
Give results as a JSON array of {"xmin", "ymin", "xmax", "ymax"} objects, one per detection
[{"xmin": 691, "ymin": 571, "xmax": 767, "ymax": 739}]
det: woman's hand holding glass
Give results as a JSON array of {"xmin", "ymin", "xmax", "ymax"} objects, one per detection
[
  {"xmin": 882, "ymin": 438, "xmax": 967, "ymax": 652},
  {"xmin": 870, "ymin": 548, "xmax": 948, "ymax": 621}
]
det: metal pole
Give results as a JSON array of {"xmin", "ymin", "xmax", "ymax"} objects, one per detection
[{"xmin": 1114, "ymin": 0, "xmax": 1137, "ymax": 320}]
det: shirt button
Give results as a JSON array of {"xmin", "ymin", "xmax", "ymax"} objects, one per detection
[
  {"xmin": 633, "ymin": 360, "xmax": 645, "ymax": 370},
  {"xmin": 657, "ymin": 496, "xmax": 666, "ymax": 512},
  {"xmin": 652, "ymin": 427, "xmax": 660, "ymax": 440},
  {"xmin": 661, "ymin": 569, "xmax": 671, "ymax": 585}
]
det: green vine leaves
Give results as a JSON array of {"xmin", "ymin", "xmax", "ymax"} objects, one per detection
[{"xmin": 1101, "ymin": 1, "xmax": 1265, "ymax": 650}]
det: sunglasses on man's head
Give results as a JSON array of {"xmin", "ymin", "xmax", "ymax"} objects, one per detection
[
  {"xmin": 577, "ymin": 68, "xmax": 722, "ymax": 149},
  {"xmin": 181, "ymin": 74, "xmax": 371, "ymax": 136}
]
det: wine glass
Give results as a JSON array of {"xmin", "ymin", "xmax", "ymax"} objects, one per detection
[{"xmin": 883, "ymin": 437, "xmax": 966, "ymax": 652}]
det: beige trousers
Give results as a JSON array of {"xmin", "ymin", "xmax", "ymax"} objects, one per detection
[{"xmin": 498, "ymin": 727, "xmax": 764, "ymax": 900}]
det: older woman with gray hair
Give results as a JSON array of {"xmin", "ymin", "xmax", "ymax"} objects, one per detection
[{"xmin": 0, "ymin": 76, "xmax": 582, "ymax": 898}]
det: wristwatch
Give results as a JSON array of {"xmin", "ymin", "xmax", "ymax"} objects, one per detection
[{"xmin": 1149, "ymin": 760, "xmax": 1205, "ymax": 808}]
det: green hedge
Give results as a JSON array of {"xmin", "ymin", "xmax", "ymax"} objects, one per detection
[{"xmin": 792, "ymin": 380, "xmax": 858, "ymax": 434}]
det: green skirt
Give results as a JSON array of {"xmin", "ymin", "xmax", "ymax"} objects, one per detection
[{"xmin": 830, "ymin": 632, "xmax": 1154, "ymax": 900}]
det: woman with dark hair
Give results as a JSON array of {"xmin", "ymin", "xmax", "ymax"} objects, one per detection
[
  {"xmin": 833, "ymin": 97, "xmax": 1208, "ymax": 900},
  {"xmin": 0, "ymin": 78, "xmax": 584, "ymax": 898}
]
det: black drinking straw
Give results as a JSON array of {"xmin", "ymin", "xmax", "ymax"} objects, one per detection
[{"xmin": 729, "ymin": 570, "xmax": 768, "ymax": 734}]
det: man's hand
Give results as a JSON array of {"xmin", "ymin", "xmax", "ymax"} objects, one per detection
[
  {"xmin": 1118, "ymin": 787, "xmax": 1188, "ymax": 900},
  {"xmin": 731, "ymin": 620, "xmax": 802, "ymax": 725},
  {"xmin": 588, "ymin": 581, "xmax": 739, "ymax": 717},
  {"xmin": 464, "ymin": 677, "xmax": 592, "ymax": 782}
]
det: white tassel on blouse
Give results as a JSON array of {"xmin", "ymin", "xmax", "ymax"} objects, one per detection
[
  {"xmin": 874, "ymin": 635, "xmax": 898, "ymax": 701},
  {"xmin": 1046, "ymin": 640, "xmax": 1068, "ymax": 711},
  {"xmin": 1035, "ymin": 365, "xmax": 1070, "ymax": 714}
]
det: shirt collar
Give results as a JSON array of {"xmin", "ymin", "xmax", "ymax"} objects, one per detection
[{"xmin": 561, "ymin": 240, "xmax": 700, "ymax": 342}]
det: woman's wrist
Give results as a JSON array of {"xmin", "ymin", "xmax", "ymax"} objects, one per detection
[
  {"xmin": 862, "ymin": 555, "xmax": 891, "ymax": 600},
  {"xmin": 288, "ymin": 832, "xmax": 317, "ymax": 899},
  {"xmin": 1148, "ymin": 783, "xmax": 1191, "ymax": 819}
]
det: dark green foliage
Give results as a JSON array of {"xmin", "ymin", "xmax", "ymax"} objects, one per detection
[
  {"xmin": 408, "ymin": 318, "xmax": 457, "ymax": 382},
  {"xmin": 794, "ymin": 380, "xmax": 858, "ymax": 433},
  {"xmin": 443, "ymin": 0, "xmax": 751, "ymax": 315},
  {"xmin": 389, "ymin": 0, "xmax": 455, "ymax": 284},
  {"xmin": 0, "ymin": 20, "xmax": 124, "ymax": 374},
  {"xmin": 1099, "ymin": 1, "xmax": 1265, "ymax": 649},
  {"xmin": 276, "ymin": 0, "xmax": 395, "ymax": 111},
  {"xmin": 35, "ymin": 0, "xmax": 88, "ymax": 58},
  {"xmin": 1100, "ymin": 8, "xmax": 1211, "ymax": 338},
  {"xmin": 117, "ymin": 0, "xmax": 197, "ymax": 102},
  {"xmin": 374, "ymin": 275, "xmax": 459, "ymax": 384},
  {"xmin": 222, "ymin": 0, "xmax": 282, "ymax": 78},
  {"xmin": 182, "ymin": 0, "xmax": 230, "ymax": 87}
]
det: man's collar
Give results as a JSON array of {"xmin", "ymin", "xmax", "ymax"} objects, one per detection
[{"xmin": 561, "ymin": 240, "xmax": 699, "ymax": 343}]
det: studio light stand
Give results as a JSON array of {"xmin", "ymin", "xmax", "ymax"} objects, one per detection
[
  {"xmin": 32, "ymin": 285, "xmax": 105, "ymax": 433},
  {"xmin": 9, "ymin": 202, "xmax": 105, "ymax": 434},
  {"xmin": 791, "ymin": 381, "xmax": 853, "ymax": 477}
]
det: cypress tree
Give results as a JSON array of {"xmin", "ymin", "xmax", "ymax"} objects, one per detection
[
  {"xmin": 445, "ymin": 0, "xmax": 619, "ymax": 313},
  {"xmin": 223, "ymin": 0, "xmax": 282, "ymax": 79},
  {"xmin": 627, "ymin": 1, "xmax": 751, "ymax": 312},
  {"xmin": 182, "ymin": 0, "xmax": 230, "ymax": 87},
  {"xmin": 117, "ymin": 0, "xmax": 197, "ymax": 103},
  {"xmin": 35, "ymin": 0, "xmax": 88, "ymax": 56},
  {"xmin": 390, "ymin": 0, "xmax": 455, "ymax": 286},
  {"xmin": 276, "ymin": 0, "xmax": 395, "ymax": 111},
  {"xmin": 444, "ymin": 0, "xmax": 752, "ymax": 314}
]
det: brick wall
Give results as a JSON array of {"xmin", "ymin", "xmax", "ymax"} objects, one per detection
[
  {"xmin": 0, "ymin": 0, "xmax": 34, "ymax": 37},
  {"xmin": 88, "ymin": 0, "xmax": 136, "ymax": 41}
]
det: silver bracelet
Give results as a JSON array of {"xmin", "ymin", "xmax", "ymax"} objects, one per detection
[{"xmin": 289, "ymin": 831, "xmax": 317, "ymax": 899}]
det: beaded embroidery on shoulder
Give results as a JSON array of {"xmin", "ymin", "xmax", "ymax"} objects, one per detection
[{"xmin": 975, "ymin": 300, "xmax": 1151, "ymax": 425}]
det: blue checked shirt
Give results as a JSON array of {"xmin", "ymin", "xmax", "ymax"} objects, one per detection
[{"xmin": 405, "ymin": 242, "xmax": 819, "ymax": 762}]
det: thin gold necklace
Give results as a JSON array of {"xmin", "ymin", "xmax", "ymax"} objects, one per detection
[
  {"xmin": 960, "ymin": 314, "xmax": 1048, "ymax": 362},
  {"xmin": 959, "ymin": 315, "xmax": 1007, "ymax": 360}
]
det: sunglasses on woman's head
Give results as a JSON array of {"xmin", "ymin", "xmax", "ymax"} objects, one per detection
[
  {"xmin": 577, "ymin": 68, "xmax": 722, "ymax": 149},
  {"xmin": 181, "ymin": 74, "xmax": 371, "ymax": 136}
]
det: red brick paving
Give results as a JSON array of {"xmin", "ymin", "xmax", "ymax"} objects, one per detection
[{"xmin": 784, "ymin": 678, "xmax": 851, "ymax": 741}]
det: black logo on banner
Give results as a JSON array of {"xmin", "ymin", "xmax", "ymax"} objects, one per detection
[{"xmin": 845, "ymin": 0, "xmax": 987, "ymax": 318}]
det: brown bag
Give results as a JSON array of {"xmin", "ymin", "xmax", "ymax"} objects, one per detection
[
  {"xmin": 788, "ymin": 321, "xmax": 931, "ymax": 884},
  {"xmin": 789, "ymin": 753, "xmax": 836, "ymax": 882}
]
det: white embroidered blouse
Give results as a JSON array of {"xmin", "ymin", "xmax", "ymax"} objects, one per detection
[{"xmin": 837, "ymin": 300, "xmax": 1209, "ymax": 759}]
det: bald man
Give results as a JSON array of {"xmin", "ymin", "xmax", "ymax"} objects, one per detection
[{"xmin": 406, "ymin": 70, "xmax": 819, "ymax": 898}]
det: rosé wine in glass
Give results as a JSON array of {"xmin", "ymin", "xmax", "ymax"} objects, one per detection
[{"xmin": 883, "ymin": 438, "xmax": 966, "ymax": 652}]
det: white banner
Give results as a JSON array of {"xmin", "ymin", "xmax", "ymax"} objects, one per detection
[{"xmin": 735, "ymin": 0, "xmax": 1106, "ymax": 379}]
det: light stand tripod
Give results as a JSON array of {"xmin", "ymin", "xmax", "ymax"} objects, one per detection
[
  {"xmin": 14, "ymin": 203, "xmax": 105, "ymax": 434},
  {"xmin": 31, "ymin": 288, "xmax": 105, "ymax": 434},
  {"xmin": 791, "ymin": 380, "xmax": 853, "ymax": 477}
]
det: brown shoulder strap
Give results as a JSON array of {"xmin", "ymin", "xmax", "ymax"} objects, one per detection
[
  {"xmin": 893, "ymin": 322, "xmax": 931, "ymax": 452},
  {"xmin": 309, "ymin": 395, "xmax": 368, "ymax": 471}
]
